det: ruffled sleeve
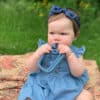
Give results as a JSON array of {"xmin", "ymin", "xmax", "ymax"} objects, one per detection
[
  {"xmin": 38, "ymin": 39, "xmax": 46, "ymax": 47},
  {"xmin": 71, "ymin": 46, "xmax": 86, "ymax": 58}
]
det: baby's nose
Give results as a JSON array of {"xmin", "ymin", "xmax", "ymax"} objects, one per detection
[{"xmin": 54, "ymin": 34, "xmax": 60, "ymax": 41}]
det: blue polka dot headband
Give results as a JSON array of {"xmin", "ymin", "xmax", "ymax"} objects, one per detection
[{"xmin": 49, "ymin": 5, "xmax": 80, "ymax": 28}]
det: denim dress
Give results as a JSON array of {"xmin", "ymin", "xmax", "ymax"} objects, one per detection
[{"xmin": 18, "ymin": 39, "xmax": 89, "ymax": 100}]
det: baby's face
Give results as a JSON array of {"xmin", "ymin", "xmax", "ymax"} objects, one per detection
[{"xmin": 48, "ymin": 17, "xmax": 75, "ymax": 46}]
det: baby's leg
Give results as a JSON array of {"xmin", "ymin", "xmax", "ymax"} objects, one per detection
[{"xmin": 76, "ymin": 89, "xmax": 94, "ymax": 100}]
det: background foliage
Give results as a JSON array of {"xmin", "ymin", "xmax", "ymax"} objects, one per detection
[{"xmin": 0, "ymin": 0, "xmax": 100, "ymax": 68}]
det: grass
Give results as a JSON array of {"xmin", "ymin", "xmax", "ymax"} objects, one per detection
[
  {"xmin": 0, "ymin": 1, "xmax": 100, "ymax": 69},
  {"xmin": 0, "ymin": 3, "xmax": 47, "ymax": 54},
  {"xmin": 74, "ymin": 18, "xmax": 100, "ymax": 68}
]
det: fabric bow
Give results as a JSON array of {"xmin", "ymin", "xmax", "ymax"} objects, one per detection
[{"xmin": 49, "ymin": 5, "xmax": 80, "ymax": 28}]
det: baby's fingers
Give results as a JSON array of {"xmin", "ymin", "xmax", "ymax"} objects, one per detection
[{"xmin": 45, "ymin": 44, "xmax": 52, "ymax": 52}]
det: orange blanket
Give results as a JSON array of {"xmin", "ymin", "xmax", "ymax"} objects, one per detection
[{"xmin": 0, "ymin": 53, "xmax": 100, "ymax": 100}]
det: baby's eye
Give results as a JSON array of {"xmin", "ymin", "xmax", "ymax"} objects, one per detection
[
  {"xmin": 60, "ymin": 33, "xmax": 68, "ymax": 35},
  {"xmin": 49, "ymin": 32, "xmax": 55, "ymax": 35}
]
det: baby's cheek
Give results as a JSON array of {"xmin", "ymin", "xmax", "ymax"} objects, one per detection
[
  {"xmin": 48, "ymin": 39, "xmax": 53, "ymax": 45},
  {"xmin": 63, "ymin": 40, "xmax": 72, "ymax": 46}
]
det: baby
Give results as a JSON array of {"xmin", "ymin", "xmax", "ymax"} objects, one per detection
[{"xmin": 18, "ymin": 5, "xmax": 93, "ymax": 100}]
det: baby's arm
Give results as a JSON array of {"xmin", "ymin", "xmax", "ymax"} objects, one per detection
[
  {"xmin": 67, "ymin": 54, "xmax": 85, "ymax": 77},
  {"xmin": 26, "ymin": 44, "xmax": 52, "ymax": 71},
  {"xmin": 58, "ymin": 44, "xmax": 85, "ymax": 77}
]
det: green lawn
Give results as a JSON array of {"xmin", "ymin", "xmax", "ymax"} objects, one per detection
[{"xmin": 0, "ymin": 1, "xmax": 100, "ymax": 69}]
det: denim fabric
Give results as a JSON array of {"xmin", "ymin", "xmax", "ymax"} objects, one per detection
[
  {"xmin": 18, "ymin": 39, "xmax": 89, "ymax": 100},
  {"xmin": 49, "ymin": 5, "xmax": 80, "ymax": 28}
]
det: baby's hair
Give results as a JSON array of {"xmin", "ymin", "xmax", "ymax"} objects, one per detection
[{"xmin": 48, "ymin": 8, "xmax": 80, "ymax": 38}]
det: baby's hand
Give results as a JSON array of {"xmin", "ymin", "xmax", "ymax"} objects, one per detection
[
  {"xmin": 35, "ymin": 44, "xmax": 52, "ymax": 57},
  {"xmin": 58, "ymin": 44, "xmax": 72, "ymax": 55}
]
